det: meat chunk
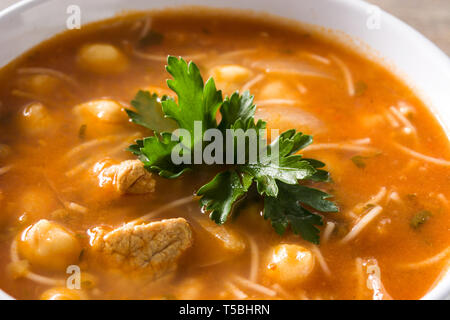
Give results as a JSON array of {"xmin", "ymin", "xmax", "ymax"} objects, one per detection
[
  {"xmin": 103, "ymin": 160, "xmax": 156, "ymax": 194},
  {"xmin": 91, "ymin": 218, "xmax": 193, "ymax": 279}
]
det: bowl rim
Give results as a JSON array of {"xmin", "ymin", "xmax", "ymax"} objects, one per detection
[{"xmin": 0, "ymin": 0, "xmax": 448, "ymax": 300}]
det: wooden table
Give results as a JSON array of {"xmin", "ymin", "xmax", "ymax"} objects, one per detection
[{"xmin": 367, "ymin": 0, "xmax": 450, "ymax": 55}]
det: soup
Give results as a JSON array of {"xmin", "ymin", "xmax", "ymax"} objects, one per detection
[{"xmin": 0, "ymin": 9, "xmax": 449, "ymax": 300}]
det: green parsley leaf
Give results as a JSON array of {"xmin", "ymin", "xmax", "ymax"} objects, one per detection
[
  {"xmin": 162, "ymin": 56, "xmax": 222, "ymax": 149},
  {"xmin": 224, "ymin": 115, "xmax": 267, "ymax": 165},
  {"xmin": 351, "ymin": 155, "xmax": 367, "ymax": 168},
  {"xmin": 410, "ymin": 210, "xmax": 432, "ymax": 229},
  {"xmin": 264, "ymin": 181, "xmax": 338, "ymax": 244},
  {"xmin": 218, "ymin": 91, "xmax": 256, "ymax": 131},
  {"xmin": 126, "ymin": 90, "xmax": 178, "ymax": 133},
  {"xmin": 351, "ymin": 153, "xmax": 382, "ymax": 169},
  {"xmin": 126, "ymin": 55, "xmax": 339, "ymax": 243},
  {"xmin": 354, "ymin": 81, "xmax": 368, "ymax": 96},
  {"xmin": 130, "ymin": 133, "xmax": 190, "ymax": 178},
  {"xmin": 302, "ymin": 158, "xmax": 330, "ymax": 182},
  {"xmin": 197, "ymin": 170, "xmax": 253, "ymax": 224},
  {"xmin": 241, "ymin": 130, "xmax": 316, "ymax": 197}
]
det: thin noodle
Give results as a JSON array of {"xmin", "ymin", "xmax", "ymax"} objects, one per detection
[
  {"xmin": 366, "ymin": 260, "xmax": 393, "ymax": 300},
  {"xmin": 351, "ymin": 138, "xmax": 372, "ymax": 145},
  {"xmin": 271, "ymin": 283, "xmax": 292, "ymax": 299},
  {"xmin": 133, "ymin": 50, "xmax": 207, "ymax": 62},
  {"xmin": 26, "ymin": 272, "xmax": 66, "ymax": 286},
  {"xmin": 261, "ymin": 68, "xmax": 334, "ymax": 79},
  {"xmin": 131, "ymin": 195, "xmax": 196, "ymax": 224},
  {"xmin": 225, "ymin": 281, "xmax": 248, "ymax": 299},
  {"xmin": 305, "ymin": 143, "xmax": 378, "ymax": 153},
  {"xmin": 107, "ymin": 142, "xmax": 131, "ymax": 157},
  {"xmin": 329, "ymin": 54, "xmax": 355, "ymax": 96},
  {"xmin": 254, "ymin": 99, "xmax": 300, "ymax": 107},
  {"xmin": 341, "ymin": 205, "xmax": 383, "ymax": 243},
  {"xmin": 348, "ymin": 187, "xmax": 387, "ymax": 216},
  {"xmin": 399, "ymin": 247, "xmax": 450, "ymax": 269},
  {"xmin": 138, "ymin": 17, "xmax": 152, "ymax": 39},
  {"xmin": 106, "ymin": 135, "xmax": 142, "ymax": 157},
  {"xmin": 247, "ymin": 236, "xmax": 259, "ymax": 282},
  {"xmin": 393, "ymin": 143, "xmax": 450, "ymax": 167},
  {"xmin": 322, "ymin": 221, "xmax": 336, "ymax": 244},
  {"xmin": 43, "ymin": 174, "xmax": 66, "ymax": 207},
  {"xmin": 11, "ymin": 89, "xmax": 56, "ymax": 106},
  {"xmin": 10, "ymin": 240, "xmax": 65, "ymax": 286},
  {"xmin": 17, "ymin": 67, "xmax": 79, "ymax": 87},
  {"xmin": 301, "ymin": 51, "xmax": 331, "ymax": 65},
  {"xmin": 241, "ymin": 74, "xmax": 265, "ymax": 92},
  {"xmin": 232, "ymin": 275, "xmax": 277, "ymax": 297},
  {"xmin": 219, "ymin": 49, "xmax": 257, "ymax": 60},
  {"xmin": 64, "ymin": 133, "xmax": 131, "ymax": 159},
  {"xmin": 0, "ymin": 165, "xmax": 13, "ymax": 176},
  {"xmin": 389, "ymin": 106, "xmax": 417, "ymax": 135},
  {"xmin": 65, "ymin": 158, "xmax": 96, "ymax": 177},
  {"xmin": 355, "ymin": 258, "xmax": 365, "ymax": 300},
  {"xmin": 65, "ymin": 133, "xmax": 141, "ymax": 177},
  {"xmin": 311, "ymin": 245, "xmax": 331, "ymax": 276},
  {"xmin": 386, "ymin": 112, "xmax": 400, "ymax": 128},
  {"xmin": 65, "ymin": 202, "xmax": 88, "ymax": 214}
]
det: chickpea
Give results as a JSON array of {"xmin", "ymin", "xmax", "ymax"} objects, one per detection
[
  {"xmin": 264, "ymin": 244, "xmax": 315, "ymax": 286},
  {"xmin": 209, "ymin": 64, "xmax": 251, "ymax": 93},
  {"xmin": 18, "ymin": 102, "xmax": 55, "ymax": 135},
  {"xmin": 18, "ymin": 219, "xmax": 81, "ymax": 271},
  {"xmin": 18, "ymin": 188, "xmax": 57, "ymax": 216},
  {"xmin": 77, "ymin": 43, "xmax": 128, "ymax": 74},
  {"xmin": 74, "ymin": 99, "xmax": 126, "ymax": 123},
  {"xmin": 255, "ymin": 105, "xmax": 325, "ymax": 136},
  {"xmin": 210, "ymin": 65, "xmax": 251, "ymax": 83},
  {"xmin": 259, "ymin": 80, "xmax": 300, "ymax": 100},
  {"xmin": 40, "ymin": 287, "xmax": 86, "ymax": 300},
  {"xmin": 175, "ymin": 278, "xmax": 203, "ymax": 299},
  {"xmin": 19, "ymin": 74, "xmax": 59, "ymax": 95}
]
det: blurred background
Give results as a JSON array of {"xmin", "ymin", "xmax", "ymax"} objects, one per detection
[{"xmin": 0, "ymin": 0, "xmax": 448, "ymax": 55}]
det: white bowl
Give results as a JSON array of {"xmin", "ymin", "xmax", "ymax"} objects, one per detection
[{"xmin": 0, "ymin": 0, "xmax": 448, "ymax": 300}]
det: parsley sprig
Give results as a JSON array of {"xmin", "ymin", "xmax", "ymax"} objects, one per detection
[{"xmin": 126, "ymin": 56, "xmax": 338, "ymax": 243}]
